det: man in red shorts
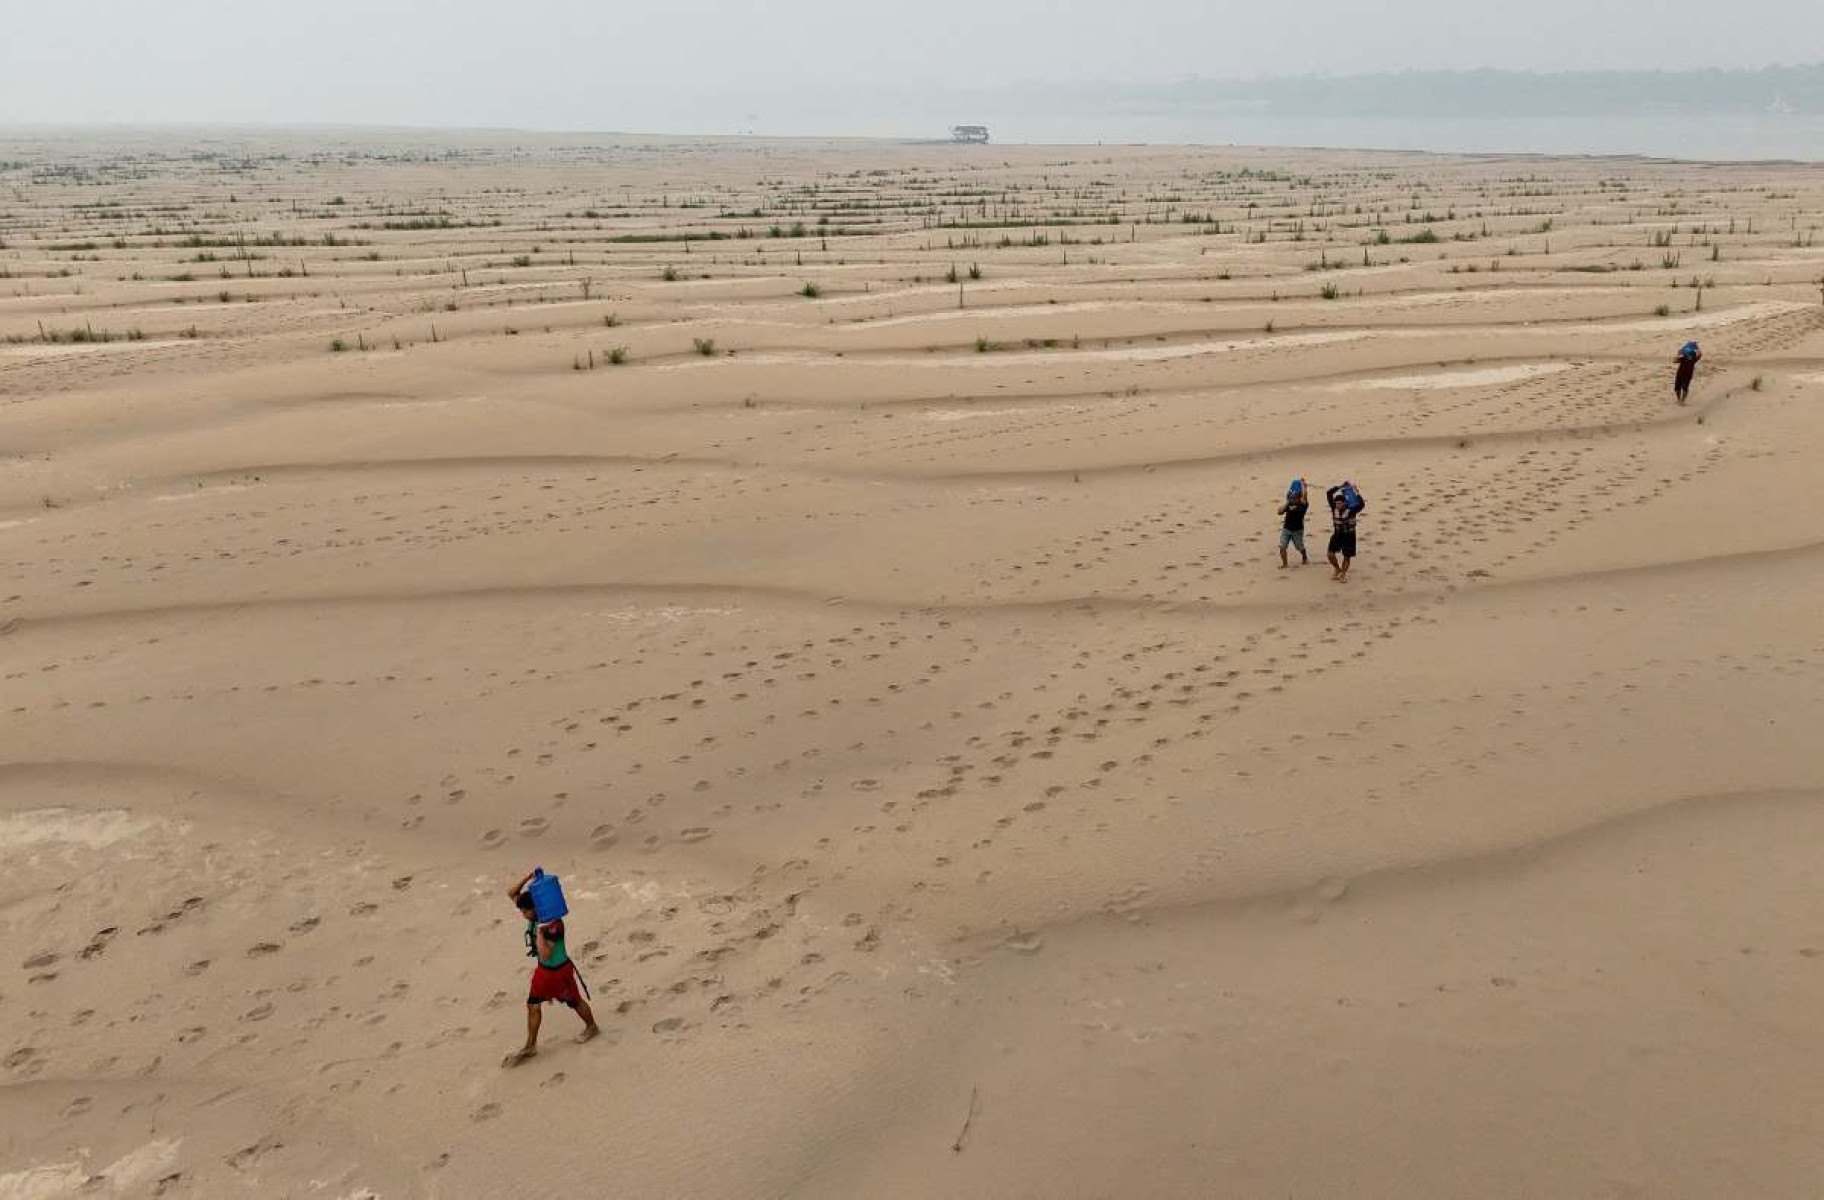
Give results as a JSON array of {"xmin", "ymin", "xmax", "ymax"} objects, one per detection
[{"xmin": 503, "ymin": 868, "xmax": 600, "ymax": 1067}]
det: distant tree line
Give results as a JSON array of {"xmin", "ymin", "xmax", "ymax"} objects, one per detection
[{"xmin": 1115, "ymin": 66, "xmax": 1824, "ymax": 117}]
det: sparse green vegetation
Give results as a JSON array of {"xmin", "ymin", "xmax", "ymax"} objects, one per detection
[
  {"xmin": 800, "ymin": 282, "xmax": 821, "ymax": 298},
  {"xmin": 693, "ymin": 337, "xmax": 716, "ymax": 356}
]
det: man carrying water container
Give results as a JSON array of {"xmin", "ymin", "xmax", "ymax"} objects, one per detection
[
  {"xmin": 504, "ymin": 867, "xmax": 600, "ymax": 1066},
  {"xmin": 1673, "ymin": 341, "xmax": 1702, "ymax": 405}
]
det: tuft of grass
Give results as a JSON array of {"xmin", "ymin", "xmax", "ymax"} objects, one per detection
[
  {"xmin": 968, "ymin": 263, "xmax": 982, "ymax": 280},
  {"xmin": 661, "ymin": 265, "xmax": 678, "ymax": 282},
  {"xmin": 603, "ymin": 313, "xmax": 620, "ymax": 327},
  {"xmin": 975, "ymin": 335, "xmax": 989, "ymax": 353},
  {"xmin": 692, "ymin": 337, "xmax": 716, "ymax": 356},
  {"xmin": 800, "ymin": 282, "xmax": 821, "ymax": 298},
  {"xmin": 607, "ymin": 347, "xmax": 628, "ymax": 365},
  {"xmin": 1654, "ymin": 304, "xmax": 1671, "ymax": 317},
  {"xmin": 1319, "ymin": 282, "xmax": 1341, "ymax": 301},
  {"xmin": 1750, "ymin": 375, "xmax": 1765, "ymax": 391},
  {"xmin": 330, "ymin": 338, "xmax": 347, "ymax": 352}
]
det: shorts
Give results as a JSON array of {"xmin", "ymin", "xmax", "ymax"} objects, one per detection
[
  {"xmin": 528, "ymin": 961, "xmax": 584, "ymax": 1008},
  {"xmin": 1278, "ymin": 528, "xmax": 1306, "ymax": 552},
  {"xmin": 1328, "ymin": 530, "xmax": 1357, "ymax": 558}
]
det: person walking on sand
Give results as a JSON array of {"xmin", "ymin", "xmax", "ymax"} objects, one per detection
[
  {"xmin": 1277, "ymin": 477, "xmax": 1310, "ymax": 568},
  {"xmin": 1674, "ymin": 341, "xmax": 1702, "ymax": 405},
  {"xmin": 1325, "ymin": 480, "xmax": 1363, "ymax": 582},
  {"xmin": 503, "ymin": 868, "xmax": 599, "ymax": 1067}
]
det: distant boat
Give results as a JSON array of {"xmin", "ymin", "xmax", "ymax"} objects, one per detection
[{"xmin": 951, "ymin": 125, "xmax": 990, "ymax": 144}]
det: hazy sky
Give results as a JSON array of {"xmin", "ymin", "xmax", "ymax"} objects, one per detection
[{"xmin": 3, "ymin": 0, "xmax": 1820, "ymax": 128}]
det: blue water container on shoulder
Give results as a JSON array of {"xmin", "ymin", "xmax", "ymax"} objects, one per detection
[{"xmin": 525, "ymin": 869, "xmax": 569, "ymax": 922}]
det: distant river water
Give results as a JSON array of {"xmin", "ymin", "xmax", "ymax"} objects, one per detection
[
  {"xmin": 729, "ymin": 112, "xmax": 1824, "ymax": 162},
  {"xmin": 993, "ymin": 114, "xmax": 1824, "ymax": 161}
]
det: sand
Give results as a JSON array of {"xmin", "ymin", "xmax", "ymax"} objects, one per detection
[{"xmin": 2, "ymin": 129, "xmax": 1823, "ymax": 1198}]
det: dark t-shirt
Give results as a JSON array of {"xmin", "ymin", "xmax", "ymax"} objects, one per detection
[
  {"xmin": 1282, "ymin": 498, "xmax": 1308, "ymax": 532},
  {"xmin": 1326, "ymin": 487, "xmax": 1357, "ymax": 532}
]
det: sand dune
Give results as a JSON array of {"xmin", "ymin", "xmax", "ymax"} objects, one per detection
[{"xmin": 2, "ymin": 130, "xmax": 1822, "ymax": 1199}]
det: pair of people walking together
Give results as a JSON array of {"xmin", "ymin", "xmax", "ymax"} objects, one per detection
[{"xmin": 1278, "ymin": 477, "xmax": 1363, "ymax": 581}]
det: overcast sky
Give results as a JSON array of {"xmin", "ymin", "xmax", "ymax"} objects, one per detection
[{"xmin": 3, "ymin": 0, "xmax": 1820, "ymax": 128}]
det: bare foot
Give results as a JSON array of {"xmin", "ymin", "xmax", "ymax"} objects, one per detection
[
  {"xmin": 576, "ymin": 1025, "xmax": 601, "ymax": 1045},
  {"xmin": 502, "ymin": 1047, "xmax": 537, "ymax": 1068}
]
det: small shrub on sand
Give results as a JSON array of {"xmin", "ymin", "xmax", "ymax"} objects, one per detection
[
  {"xmin": 1654, "ymin": 304, "xmax": 1671, "ymax": 317},
  {"xmin": 330, "ymin": 338, "xmax": 347, "ymax": 352},
  {"xmin": 661, "ymin": 265, "xmax": 678, "ymax": 282},
  {"xmin": 693, "ymin": 337, "xmax": 716, "ymax": 356},
  {"xmin": 607, "ymin": 347, "xmax": 628, "ymax": 365},
  {"xmin": 1751, "ymin": 375, "xmax": 1765, "ymax": 391},
  {"xmin": 1320, "ymin": 282, "xmax": 1341, "ymax": 300},
  {"xmin": 800, "ymin": 282, "xmax": 820, "ymax": 298}
]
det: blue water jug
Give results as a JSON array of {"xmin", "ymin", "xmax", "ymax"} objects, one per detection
[{"xmin": 525, "ymin": 869, "xmax": 569, "ymax": 922}]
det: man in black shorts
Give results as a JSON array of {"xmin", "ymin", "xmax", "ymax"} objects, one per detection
[{"xmin": 1325, "ymin": 482, "xmax": 1360, "ymax": 582}]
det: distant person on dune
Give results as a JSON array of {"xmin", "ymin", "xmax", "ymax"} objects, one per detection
[
  {"xmin": 503, "ymin": 868, "xmax": 599, "ymax": 1067},
  {"xmin": 1325, "ymin": 480, "xmax": 1364, "ymax": 582},
  {"xmin": 1277, "ymin": 477, "xmax": 1310, "ymax": 568},
  {"xmin": 1674, "ymin": 341, "xmax": 1702, "ymax": 404}
]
